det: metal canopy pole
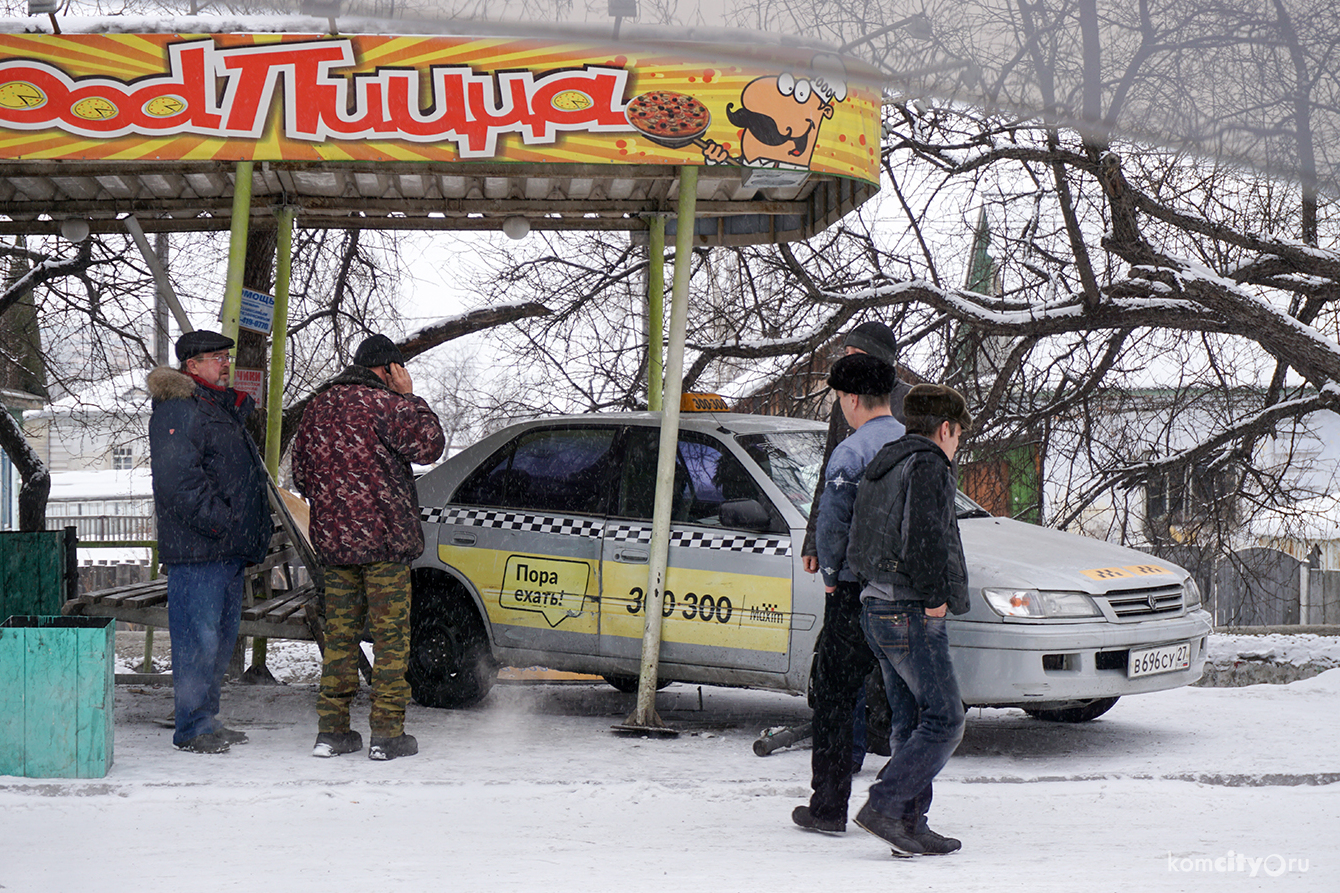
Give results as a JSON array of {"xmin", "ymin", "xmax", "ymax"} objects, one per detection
[
  {"xmin": 265, "ymin": 206, "xmax": 295, "ymax": 475},
  {"xmin": 219, "ymin": 160, "xmax": 254, "ymax": 373},
  {"xmin": 617, "ymin": 166, "xmax": 697, "ymax": 735},
  {"xmin": 122, "ymin": 214, "xmax": 193, "ymax": 334},
  {"xmin": 251, "ymin": 204, "xmax": 294, "ymax": 674},
  {"xmin": 646, "ymin": 216, "xmax": 666, "ymax": 412}
]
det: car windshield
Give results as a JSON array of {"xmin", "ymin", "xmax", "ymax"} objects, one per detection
[
  {"xmin": 955, "ymin": 489, "xmax": 992, "ymax": 519},
  {"xmin": 734, "ymin": 429, "xmax": 825, "ymax": 516}
]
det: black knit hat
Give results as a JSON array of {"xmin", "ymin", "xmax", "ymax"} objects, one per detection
[
  {"xmin": 353, "ymin": 334, "xmax": 405, "ymax": 368},
  {"xmin": 843, "ymin": 321, "xmax": 898, "ymax": 368},
  {"xmin": 828, "ymin": 353, "xmax": 895, "ymax": 397},
  {"xmin": 903, "ymin": 383, "xmax": 973, "ymax": 431},
  {"xmin": 175, "ymin": 329, "xmax": 234, "ymax": 362}
]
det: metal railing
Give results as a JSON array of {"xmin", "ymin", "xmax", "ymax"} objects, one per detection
[{"xmin": 44, "ymin": 514, "xmax": 155, "ymax": 541}]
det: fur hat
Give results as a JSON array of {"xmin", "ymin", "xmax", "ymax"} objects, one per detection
[
  {"xmin": 175, "ymin": 329, "xmax": 233, "ymax": 363},
  {"xmin": 903, "ymin": 384, "xmax": 973, "ymax": 431},
  {"xmin": 353, "ymin": 334, "xmax": 405, "ymax": 368},
  {"xmin": 843, "ymin": 321, "xmax": 898, "ymax": 368},
  {"xmin": 828, "ymin": 353, "xmax": 895, "ymax": 397}
]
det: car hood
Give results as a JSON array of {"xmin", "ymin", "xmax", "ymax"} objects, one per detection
[{"xmin": 959, "ymin": 515, "xmax": 1187, "ymax": 594}]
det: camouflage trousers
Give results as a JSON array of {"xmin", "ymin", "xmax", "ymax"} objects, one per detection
[{"xmin": 317, "ymin": 561, "xmax": 412, "ymax": 738}]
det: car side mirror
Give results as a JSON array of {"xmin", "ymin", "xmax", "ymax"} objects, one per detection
[{"xmin": 719, "ymin": 498, "xmax": 772, "ymax": 532}]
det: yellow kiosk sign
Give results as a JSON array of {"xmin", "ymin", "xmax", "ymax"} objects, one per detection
[{"xmin": 0, "ymin": 33, "xmax": 880, "ymax": 185}]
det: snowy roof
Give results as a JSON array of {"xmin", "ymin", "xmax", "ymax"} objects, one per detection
[
  {"xmin": 48, "ymin": 468, "xmax": 153, "ymax": 501},
  {"xmin": 25, "ymin": 370, "xmax": 150, "ymax": 421}
]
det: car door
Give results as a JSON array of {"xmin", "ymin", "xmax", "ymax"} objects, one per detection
[
  {"xmin": 599, "ymin": 425, "xmax": 794, "ymax": 674},
  {"xmin": 440, "ymin": 425, "xmax": 615, "ymax": 656}
]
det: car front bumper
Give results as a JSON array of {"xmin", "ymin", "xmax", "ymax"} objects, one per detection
[{"xmin": 947, "ymin": 609, "xmax": 1213, "ymax": 708}]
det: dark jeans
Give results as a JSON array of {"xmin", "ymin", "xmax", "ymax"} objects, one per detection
[
  {"xmin": 807, "ymin": 581, "xmax": 878, "ymax": 821},
  {"xmin": 166, "ymin": 560, "xmax": 246, "ymax": 746},
  {"xmin": 860, "ymin": 600, "xmax": 965, "ymax": 828}
]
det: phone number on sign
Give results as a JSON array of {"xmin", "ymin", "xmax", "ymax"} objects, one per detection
[{"xmin": 626, "ymin": 587, "xmax": 734, "ymax": 624}]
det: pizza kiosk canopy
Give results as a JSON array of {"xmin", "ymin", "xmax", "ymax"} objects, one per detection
[
  {"xmin": 0, "ymin": 25, "xmax": 883, "ymax": 731},
  {"xmin": 0, "ymin": 30, "xmax": 882, "ymax": 244}
]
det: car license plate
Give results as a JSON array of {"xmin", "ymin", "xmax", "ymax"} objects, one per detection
[{"xmin": 1128, "ymin": 641, "xmax": 1191, "ymax": 678}]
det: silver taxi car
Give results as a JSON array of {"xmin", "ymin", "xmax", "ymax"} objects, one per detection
[{"xmin": 408, "ymin": 406, "xmax": 1211, "ymax": 721}]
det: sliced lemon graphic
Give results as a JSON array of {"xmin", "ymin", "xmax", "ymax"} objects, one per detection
[
  {"xmin": 552, "ymin": 90, "xmax": 592, "ymax": 111},
  {"xmin": 0, "ymin": 81, "xmax": 46, "ymax": 110},
  {"xmin": 143, "ymin": 95, "xmax": 186, "ymax": 117},
  {"xmin": 73, "ymin": 97, "xmax": 118, "ymax": 120}
]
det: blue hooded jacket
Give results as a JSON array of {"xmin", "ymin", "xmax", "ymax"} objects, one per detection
[{"xmin": 147, "ymin": 366, "xmax": 271, "ymax": 566}]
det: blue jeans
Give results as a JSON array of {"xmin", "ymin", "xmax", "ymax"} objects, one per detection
[
  {"xmin": 860, "ymin": 600, "xmax": 965, "ymax": 828},
  {"xmin": 166, "ymin": 560, "xmax": 245, "ymax": 745}
]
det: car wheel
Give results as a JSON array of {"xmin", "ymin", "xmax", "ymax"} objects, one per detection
[
  {"xmin": 1022, "ymin": 696, "xmax": 1120, "ymax": 723},
  {"xmin": 407, "ymin": 581, "xmax": 496, "ymax": 709},
  {"xmin": 602, "ymin": 674, "xmax": 672, "ymax": 693}
]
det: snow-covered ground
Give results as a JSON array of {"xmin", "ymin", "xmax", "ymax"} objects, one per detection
[{"xmin": 3, "ymin": 640, "xmax": 1337, "ymax": 892}]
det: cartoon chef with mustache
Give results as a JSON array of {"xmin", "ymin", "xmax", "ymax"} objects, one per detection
[{"xmin": 702, "ymin": 53, "xmax": 847, "ymax": 170}]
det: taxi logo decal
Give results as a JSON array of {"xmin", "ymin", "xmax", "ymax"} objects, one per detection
[
  {"xmin": 422, "ymin": 506, "xmax": 603, "ymax": 539},
  {"xmin": 422, "ymin": 507, "xmax": 792, "ymax": 556},
  {"xmin": 1080, "ymin": 564, "xmax": 1172, "ymax": 581},
  {"xmin": 501, "ymin": 555, "xmax": 596, "ymax": 628},
  {"xmin": 608, "ymin": 524, "xmax": 792, "ymax": 557}
]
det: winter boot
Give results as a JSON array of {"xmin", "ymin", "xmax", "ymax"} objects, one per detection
[
  {"xmin": 312, "ymin": 730, "xmax": 364, "ymax": 758},
  {"xmin": 854, "ymin": 802, "xmax": 924, "ymax": 857},
  {"xmin": 215, "ymin": 726, "xmax": 249, "ymax": 745},
  {"xmin": 368, "ymin": 733, "xmax": 418, "ymax": 761},
  {"xmin": 176, "ymin": 732, "xmax": 231, "ymax": 754},
  {"xmin": 792, "ymin": 805, "xmax": 846, "ymax": 834}
]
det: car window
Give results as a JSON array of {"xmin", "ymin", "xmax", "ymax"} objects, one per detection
[
  {"xmin": 735, "ymin": 429, "xmax": 825, "ymax": 516},
  {"xmin": 616, "ymin": 428, "xmax": 767, "ymax": 528},
  {"xmin": 453, "ymin": 426, "xmax": 617, "ymax": 515}
]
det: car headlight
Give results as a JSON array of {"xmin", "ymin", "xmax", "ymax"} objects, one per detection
[
  {"xmin": 981, "ymin": 588, "xmax": 1101, "ymax": 618},
  {"xmin": 1181, "ymin": 576, "xmax": 1202, "ymax": 609}
]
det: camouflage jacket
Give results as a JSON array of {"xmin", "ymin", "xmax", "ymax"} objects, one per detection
[{"xmin": 292, "ymin": 365, "xmax": 445, "ymax": 566}]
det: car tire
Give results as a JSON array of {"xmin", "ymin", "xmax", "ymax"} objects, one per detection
[
  {"xmin": 1022, "ymin": 696, "xmax": 1120, "ymax": 723},
  {"xmin": 602, "ymin": 674, "xmax": 672, "ymax": 693},
  {"xmin": 407, "ymin": 580, "xmax": 497, "ymax": 709}
]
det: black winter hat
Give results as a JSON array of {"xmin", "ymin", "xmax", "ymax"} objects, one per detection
[
  {"xmin": 843, "ymin": 321, "xmax": 898, "ymax": 368},
  {"xmin": 175, "ymin": 329, "xmax": 234, "ymax": 362},
  {"xmin": 353, "ymin": 334, "xmax": 405, "ymax": 368},
  {"xmin": 903, "ymin": 383, "xmax": 973, "ymax": 431},
  {"xmin": 828, "ymin": 353, "xmax": 895, "ymax": 397}
]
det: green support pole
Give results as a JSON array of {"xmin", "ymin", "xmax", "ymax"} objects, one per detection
[
  {"xmin": 265, "ymin": 207, "xmax": 294, "ymax": 476},
  {"xmin": 647, "ymin": 216, "xmax": 666, "ymax": 412},
  {"xmin": 620, "ymin": 166, "xmax": 697, "ymax": 734},
  {"xmin": 252, "ymin": 205, "xmax": 295, "ymax": 673},
  {"xmin": 221, "ymin": 161, "xmax": 255, "ymax": 669},
  {"xmin": 219, "ymin": 160, "xmax": 254, "ymax": 381}
]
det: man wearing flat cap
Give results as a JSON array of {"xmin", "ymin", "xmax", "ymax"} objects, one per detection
[
  {"xmin": 793, "ymin": 352, "xmax": 905, "ymax": 834},
  {"xmin": 293, "ymin": 333, "xmax": 445, "ymax": 761},
  {"xmin": 148, "ymin": 330, "xmax": 271, "ymax": 754},
  {"xmin": 846, "ymin": 384, "xmax": 974, "ymax": 856}
]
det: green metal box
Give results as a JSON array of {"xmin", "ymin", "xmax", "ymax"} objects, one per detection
[{"xmin": 0, "ymin": 615, "xmax": 115, "ymax": 778}]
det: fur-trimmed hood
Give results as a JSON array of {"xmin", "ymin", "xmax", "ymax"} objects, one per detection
[{"xmin": 146, "ymin": 366, "xmax": 198, "ymax": 402}]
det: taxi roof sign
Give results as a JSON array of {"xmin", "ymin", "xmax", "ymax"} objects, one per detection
[{"xmin": 680, "ymin": 393, "xmax": 730, "ymax": 412}]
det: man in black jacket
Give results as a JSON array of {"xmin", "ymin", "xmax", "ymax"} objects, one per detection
[
  {"xmin": 148, "ymin": 330, "xmax": 270, "ymax": 754},
  {"xmin": 849, "ymin": 384, "xmax": 973, "ymax": 856}
]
